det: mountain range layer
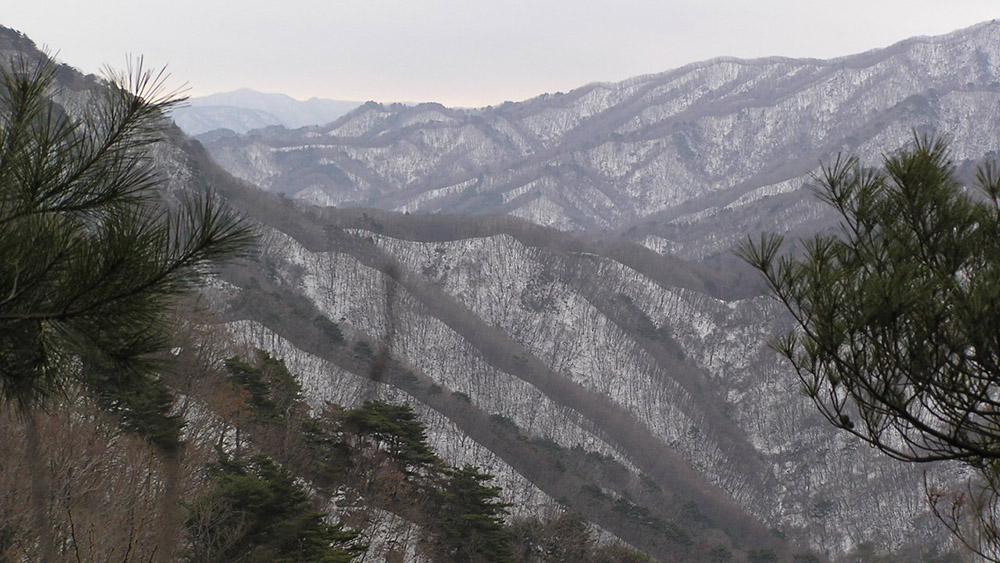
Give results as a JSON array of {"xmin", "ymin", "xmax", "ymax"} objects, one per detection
[
  {"xmin": 202, "ymin": 20, "xmax": 1000, "ymax": 265},
  {"xmin": 3, "ymin": 19, "xmax": 997, "ymax": 561},
  {"xmin": 190, "ymin": 21, "xmax": 999, "ymax": 560}
]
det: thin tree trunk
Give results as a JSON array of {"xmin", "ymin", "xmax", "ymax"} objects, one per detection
[
  {"xmin": 153, "ymin": 448, "xmax": 183, "ymax": 563},
  {"xmin": 26, "ymin": 411, "xmax": 55, "ymax": 563}
]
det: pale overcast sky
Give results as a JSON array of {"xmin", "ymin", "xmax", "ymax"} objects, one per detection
[{"xmin": 2, "ymin": 1, "xmax": 997, "ymax": 107}]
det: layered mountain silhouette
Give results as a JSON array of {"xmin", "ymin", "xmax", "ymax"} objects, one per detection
[
  {"xmin": 171, "ymin": 88, "xmax": 361, "ymax": 135},
  {"xmin": 3, "ymin": 19, "xmax": 996, "ymax": 561},
  {"xmin": 202, "ymin": 20, "xmax": 1000, "ymax": 264}
]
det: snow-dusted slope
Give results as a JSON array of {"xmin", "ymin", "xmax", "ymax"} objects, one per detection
[
  {"xmin": 202, "ymin": 183, "xmax": 964, "ymax": 559},
  {"xmin": 203, "ymin": 21, "xmax": 1000, "ymax": 261}
]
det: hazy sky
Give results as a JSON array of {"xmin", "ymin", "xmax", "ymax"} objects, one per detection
[{"xmin": 3, "ymin": 1, "xmax": 997, "ymax": 107}]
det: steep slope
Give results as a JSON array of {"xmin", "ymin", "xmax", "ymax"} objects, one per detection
[
  {"xmin": 151, "ymin": 27, "xmax": 992, "ymax": 557},
  {"xmin": 167, "ymin": 134, "xmax": 962, "ymax": 559},
  {"xmin": 201, "ymin": 20, "xmax": 1000, "ymax": 262}
]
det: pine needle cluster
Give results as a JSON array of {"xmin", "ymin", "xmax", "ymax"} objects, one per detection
[
  {"xmin": 0, "ymin": 54, "xmax": 254, "ymax": 444},
  {"xmin": 739, "ymin": 134, "xmax": 1000, "ymax": 558}
]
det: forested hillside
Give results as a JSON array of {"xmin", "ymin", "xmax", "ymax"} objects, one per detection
[{"xmin": 0, "ymin": 21, "xmax": 986, "ymax": 562}]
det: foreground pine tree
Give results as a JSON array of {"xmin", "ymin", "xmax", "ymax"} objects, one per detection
[
  {"xmin": 0, "ymin": 53, "xmax": 253, "ymax": 421},
  {"xmin": 430, "ymin": 465, "xmax": 514, "ymax": 562},
  {"xmin": 186, "ymin": 453, "xmax": 360, "ymax": 563},
  {"xmin": 739, "ymin": 135, "xmax": 1000, "ymax": 560},
  {"xmin": 0, "ymin": 52, "xmax": 254, "ymax": 561}
]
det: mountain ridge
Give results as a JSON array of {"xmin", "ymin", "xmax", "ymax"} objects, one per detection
[
  {"xmin": 201, "ymin": 19, "xmax": 1000, "ymax": 264},
  {"xmin": 171, "ymin": 88, "xmax": 362, "ymax": 135}
]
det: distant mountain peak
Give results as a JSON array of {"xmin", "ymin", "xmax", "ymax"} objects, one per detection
[{"xmin": 171, "ymin": 89, "xmax": 363, "ymax": 136}]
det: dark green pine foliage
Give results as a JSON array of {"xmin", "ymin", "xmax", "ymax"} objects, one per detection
[
  {"xmin": 186, "ymin": 452, "xmax": 361, "ymax": 563},
  {"xmin": 82, "ymin": 361, "xmax": 183, "ymax": 454},
  {"xmin": 343, "ymin": 400, "xmax": 437, "ymax": 469},
  {"xmin": 225, "ymin": 350, "xmax": 305, "ymax": 425},
  {"xmin": 434, "ymin": 464, "xmax": 514, "ymax": 563},
  {"xmin": 0, "ymin": 53, "xmax": 254, "ymax": 445},
  {"xmin": 298, "ymin": 414, "xmax": 351, "ymax": 488},
  {"xmin": 738, "ymin": 135, "xmax": 1000, "ymax": 464},
  {"xmin": 312, "ymin": 314, "xmax": 345, "ymax": 344},
  {"xmin": 738, "ymin": 135, "xmax": 1000, "ymax": 558}
]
